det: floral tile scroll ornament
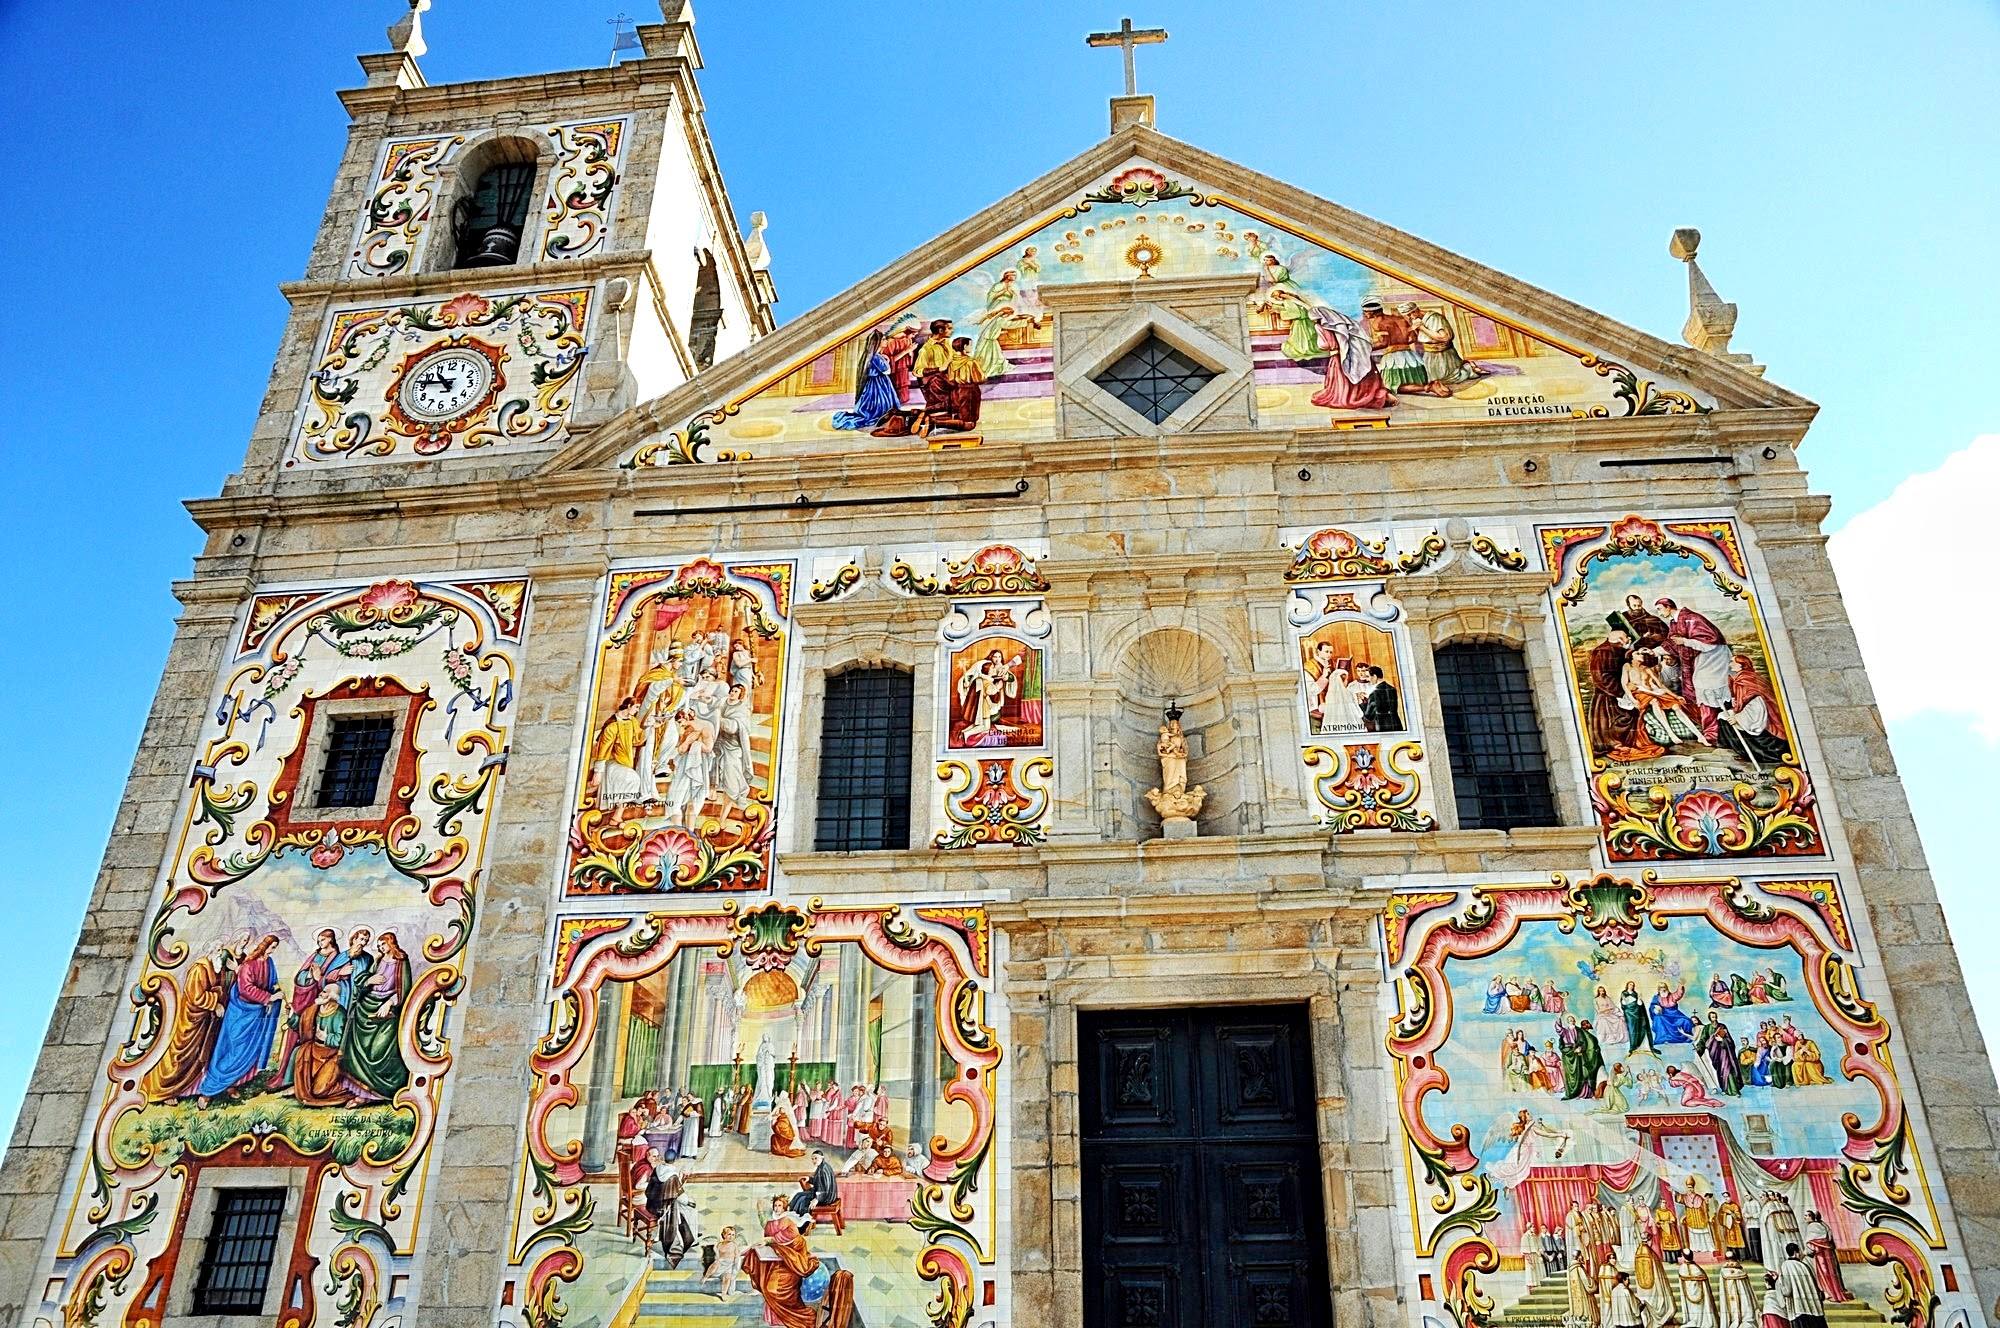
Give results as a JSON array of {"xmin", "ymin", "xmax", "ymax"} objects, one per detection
[
  {"xmin": 934, "ymin": 757, "xmax": 1051, "ymax": 849},
  {"xmin": 1303, "ymin": 742, "xmax": 1436, "ymax": 833}
]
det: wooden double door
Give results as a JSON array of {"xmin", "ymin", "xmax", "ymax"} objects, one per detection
[{"xmin": 1080, "ymin": 1004, "xmax": 1333, "ymax": 1328}]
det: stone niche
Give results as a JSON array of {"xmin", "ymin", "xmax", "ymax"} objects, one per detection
[{"xmin": 1112, "ymin": 626, "xmax": 1246, "ymax": 838}]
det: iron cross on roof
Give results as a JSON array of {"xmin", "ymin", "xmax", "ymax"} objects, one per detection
[{"xmin": 1086, "ymin": 17, "xmax": 1168, "ymax": 97}]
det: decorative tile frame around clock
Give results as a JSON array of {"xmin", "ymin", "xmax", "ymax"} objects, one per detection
[
  {"xmin": 1280, "ymin": 525, "xmax": 1440, "ymax": 832},
  {"xmin": 25, "ymin": 574, "xmax": 528, "ymax": 1328},
  {"xmin": 888, "ymin": 542, "xmax": 1055, "ymax": 849},
  {"xmin": 287, "ymin": 285, "xmax": 592, "ymax": 467},
  {"xmin": 1380, "ymin": 873, "xmax": 1986, "ymax": 1328},
  {"xmin": 1538, "ymin": 513, "xmax": 1824, "ymax": 863},
  {"xmin": 496, "ymin": 901, "xmax": 1005, "ymax": 1328},
  {"xmin": 563, "ymin": 556, "xmax": 796, "ymax": 896}
]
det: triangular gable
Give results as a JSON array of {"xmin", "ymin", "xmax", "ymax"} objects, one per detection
[{"xmin": 555, "ymin": 128, "xmax": 1806, "ymax": 473}]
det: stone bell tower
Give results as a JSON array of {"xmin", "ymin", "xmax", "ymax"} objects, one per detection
[{"xmin": 238, "ymin": 0, "xmax": 776, "ymax": 480}]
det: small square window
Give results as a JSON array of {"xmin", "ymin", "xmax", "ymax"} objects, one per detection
[
  {"xmin": 1090, "ymin": 334, "xmax": 1218, "ymax": 425},
  {"xmin": 193, "ymin": 1188, "xmax": 286, "ymax": 1316},
  {"xmin": 316, "ymin": 715, "xmax": 395, "ymax": 809}
]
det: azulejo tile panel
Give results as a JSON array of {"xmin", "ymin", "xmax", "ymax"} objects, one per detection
[
  {"xmin": 1381, "ymin": 875, "xmax": 1985, "ymax": 1328},
  {"xmin": 566, "ymin": 558, "xmax": 794, "ymax": 895},
  {"xmin": 622, "ymin": 159, "xmax": 1709, "ymax": 467},
  {"xmin": 1541, "ymin": 515, "xmax": 1823, "ymax": 862},
  {"xmin": 289, "ymin": 286, "xmax": 591, "ymax": 466},
  {"xmin": 905, "ymin": 543, "xmax": 1056, "ymax": 850},
  {"xmin": 497, "ymin": 902, "xmax": 1003, "ymax": 1328},
  {"xmin": 29, "ymin": 575, "xmax": 528, "ymax": 1328},
  {"xmin": 1282, "ymin": 525, "xmax": 1440, "ymax": 832}
]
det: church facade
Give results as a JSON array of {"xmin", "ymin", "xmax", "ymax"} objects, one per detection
[{"xmin": 6, "ymin": 8, "xmax": 1998, "ymax": 1328}]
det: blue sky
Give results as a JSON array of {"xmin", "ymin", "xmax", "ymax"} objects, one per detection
[{"xmin": 0, "ymin": 3, "xmax": 1995, "ymax": 1145}]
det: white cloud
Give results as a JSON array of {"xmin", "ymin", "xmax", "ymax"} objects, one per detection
[{"xmin": 1827, "ymin": 435, "xmax": 2000, "ymax": 741}]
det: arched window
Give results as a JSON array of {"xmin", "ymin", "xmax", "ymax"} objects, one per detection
[
  {"xmin": 688, "ymin": 248, "xmax": 724, "ymax": 370},
  {"xmin": 815, "ymin": 667, "xmax": 914, "ymax": 851},
  {"xmin": 452, "ymin": 159, "xmax": 536, "ymax": 268},
  {"xmin": 1434, "ymin": 642, "xmax": 1558, "ymax": 830}
]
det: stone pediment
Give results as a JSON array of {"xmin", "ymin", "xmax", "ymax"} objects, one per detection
[{"xmin": 551, "ymin": 126, "xmax": 1807, "ymax": 474}]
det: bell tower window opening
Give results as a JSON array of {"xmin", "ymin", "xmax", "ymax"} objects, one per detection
[
  {"xmin": 1090, "ymin": 333, "xmax": 1217, "ymax": 425},
  {"xmin": 689, "ymin": 247, "xmax": 724, "ymax": 371},
  {"xmin": 191, "ymin": 1187, "xmax": 287, "ymax": 1316},
  {"xmin": 453, "ymin": 160, "xmax": 536, "ymax": 268}
]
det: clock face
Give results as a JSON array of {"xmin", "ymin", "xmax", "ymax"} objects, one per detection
[{"xmin": 398, "ymin": 347, "xmax": 495, "ymax": 423}]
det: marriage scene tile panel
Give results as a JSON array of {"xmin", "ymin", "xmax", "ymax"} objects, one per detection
[
  {"xmin": 497, "ymin": 903, "xmax": 1002, "ymax": 1328},
  {"xmin": 892, "ymin": 541, "xmax": 1055, "ymax": 851},
  {"xmin": 624, "ymin": 158, "xmax": 1707, "ymax": 467},
  {"xmin": 1281, "ymin": 524, "xmax": 1441, "ymax": 833},
  {"xmin": 568, "ymin": 557, "xmax": 795, "ymax": 896},
  {"xmin": 28, "ymin": 575, "xmax": 528, "ymax": 1328},
  {"xmin": 1382, "ymin": 876, "xmax": 1986, "ymax": 1328},
  {"xmin": 288, "ymin": 285, "xmax": 592, "ymax": 466},
  {"xmin": 1541, "ymin": 515, "xmax": 1823, "ymax": 863}
]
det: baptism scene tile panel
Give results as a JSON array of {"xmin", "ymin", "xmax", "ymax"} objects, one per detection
[
  {"xmin": 499, "ymin": 903, "xmax": 1001, "ymax": 1328},
  {"xmin": 28, "ymin": 576, "xmax": 528, "ymax": 1328},
  {"xmin": 1383, "ymin": 876, "xmax": 1979, "ymax": 1328}
]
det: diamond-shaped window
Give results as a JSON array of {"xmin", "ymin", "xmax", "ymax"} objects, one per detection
[{"xmin": 1090, "ymin": 334, "xmax": 1219, "ymax": 425}]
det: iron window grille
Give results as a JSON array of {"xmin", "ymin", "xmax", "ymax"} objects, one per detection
[
  {"xmin": 1434, "ymin": 642, "xmax": 1559, "ymax": 831},
  {"xmin": 1090, "ymin": 334, "xmax": 1218, "ymax": 425},
  {"xmin": 316, "ymin": 715, "xmax": 395, "ymax": 809},
  {"xmin": 815, "ymin": 668, "xmax": 914, "ymax": 851},
  {"xmin": 192, "ymin": 1187, "xmax": 286, "ymax": 1316}
]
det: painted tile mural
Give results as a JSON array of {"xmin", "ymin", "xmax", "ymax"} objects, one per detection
[
  {"xmin": 289, "ymin": 285, "xmax": 591, "ymax": 466},
  {"xmin": 347, "ymin": 132, "xmax": 459, "ymax": 277},
  {"xmin": 567, "ymin": 557, "xmax": 794, "ymax": 895},
  {"xmin": 346, "ymin": 118, "xmax": 630, "ymax": 277},
  {"xmin": 1282, "ymin": 525, "xmax": 1440, "ymax": 832},
  {"xmin": 29, "ymin": 575, "xmax": 528, "ymax": 1328},
  {"xmin": 1381, "ymin": 876, "xmax": 1984, "ymax": 1328},
  {"xmin": 497, "ymin": 902, "xmax": 1003, "ymax": 1328},
  {"xmin": 1541, "ymin": 515, "xmax": 1822, "ymax": 862},
  {"xmin": 624, "ymin": 159, "xmax": 1707, "ymax": 466},
  {"xmin": 888, "ymin": 542, "xmax": 1054, "ymax": 849}
]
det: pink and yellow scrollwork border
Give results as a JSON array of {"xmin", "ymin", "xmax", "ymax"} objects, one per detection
[
  {"xmin": 501, "ymin": 901, "xmax": 1004, "ymax": 1328},
  {"xmin": 1382, "ymin": 875, "xmax": 1952, "ymax": 1328}
]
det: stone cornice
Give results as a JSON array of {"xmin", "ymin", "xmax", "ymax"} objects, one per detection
[
  {"xmin": 336, "ymin": 58, "xmax": 687, "ymax": 120},
  {"xmin": 277, "ymin": 251, "xmax": 654, "ymax": 305},
  {"xmin": 183, "ymin": 411, "xmax": 1826, "ymax": 535},
  {"xmin": 1036, "ymin": 272, "xmax": 1261, "ymax": 311}
]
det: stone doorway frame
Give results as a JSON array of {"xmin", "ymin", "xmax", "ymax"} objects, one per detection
[{"xmin": 996, "ymin": 894, "xmax": 1402, "ymax": 1328}]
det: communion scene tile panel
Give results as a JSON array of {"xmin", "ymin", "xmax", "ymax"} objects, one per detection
[
  {"xmin": 624, "ymin": 161, "xmax": 1708, "ymax": 468},
  {"xmin": 567, "ymin": 558, "xmax": 795, "ymax": 896}
]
